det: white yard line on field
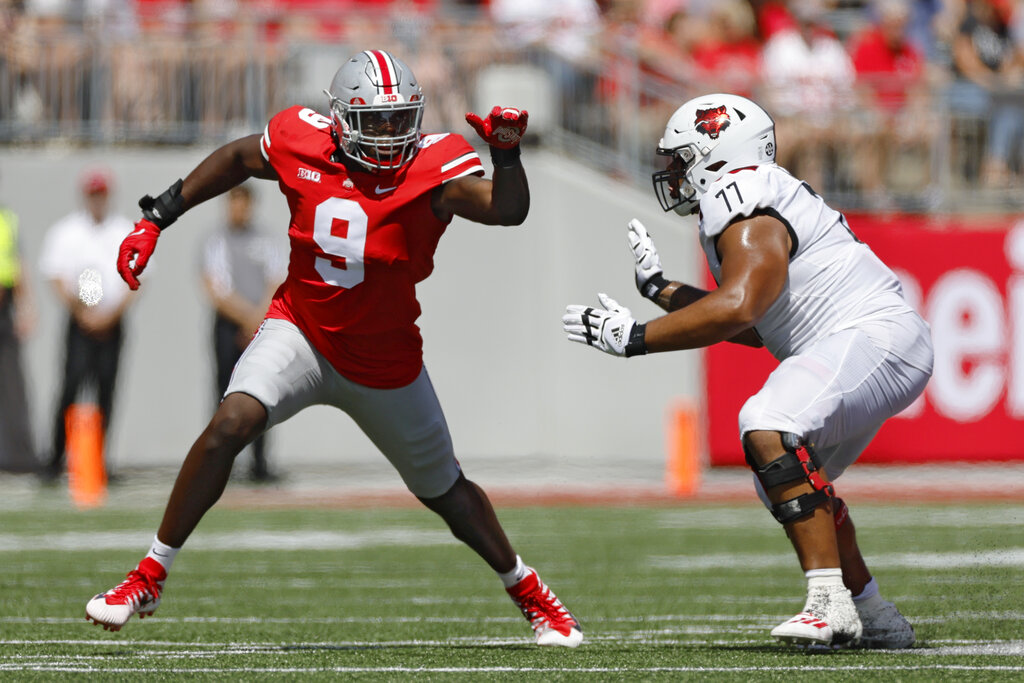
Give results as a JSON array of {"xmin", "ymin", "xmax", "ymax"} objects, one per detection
[
  {"xmin": 0, "ymin": 529, "xmax": 456, "ymax": 552},
  {"xmin": 651, "ymin": 549, "xmax": 1024, "ymax": 571},
  {"xmin": 2, "ymin": 664, "xmax": 1024, "ymax": 674},
  {"xmin": 0, "ymin": 614, "xmax": 781, "ymax": 626},
  {"xmin": 916, "ymin": 643, "xmax": 1024, "ymax": 656},
  {"xmin": 6, "ymin": 612, "xmax": 1024, "ymax": 626},
  {"xmin": 5, "ymin": 637, "xmax": 1024, "ymax": 651},
  {"xmin": 657, "ymin": 506, "xmax": 1024, "ymax": 530}
]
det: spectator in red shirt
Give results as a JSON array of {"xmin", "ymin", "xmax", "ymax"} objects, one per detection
[
  {"xmin": 749, "ymin": 0, "xmax": 796, "ymax": 40},
  {"xmin": 690, "ymin": 0, "xmax": 762, "ymax": 97},
  {"xmin": 850, "ymin": 0, "xmax": 925, "ymax": 111},
  {"xmin": 848, "ymin": 0, "xmax": 937, "ymax": 202}
]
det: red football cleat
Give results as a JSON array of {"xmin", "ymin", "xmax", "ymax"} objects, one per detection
[
  {"xmin": 85, "ymin": 557, "xmax": 166, "ymax": 631},
  {"xmin": 506, "ymin": 567, "xmax": 583, "ymax": 647}
]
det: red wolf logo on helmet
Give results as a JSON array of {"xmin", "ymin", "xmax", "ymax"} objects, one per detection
[{"xmin": 694, "ymin": 105, "xmax": 730, "ymax": 139}]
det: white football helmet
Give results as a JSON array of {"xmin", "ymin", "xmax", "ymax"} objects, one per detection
[
  {"xmin": 652, "ymin": 93, "xmax": 776, "ymax": 215},
  {"xmin": 325, "ymin": 50, "xmax": 425, "ymax": 173}
]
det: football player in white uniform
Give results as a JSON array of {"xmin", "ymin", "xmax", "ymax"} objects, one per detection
[{"xmin": 563, "ymin": 93, "xmax": 933, "ymax": 649}]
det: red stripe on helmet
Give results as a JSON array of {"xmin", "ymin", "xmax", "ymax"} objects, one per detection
[{"xmin": 367, "ymin": 50, "xmax": 396, "ymax": 94}]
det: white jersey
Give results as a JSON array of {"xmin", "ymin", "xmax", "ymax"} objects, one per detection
[{"xmin": 698, "ymin": 163, "xmax": 915, "ymax": 361}]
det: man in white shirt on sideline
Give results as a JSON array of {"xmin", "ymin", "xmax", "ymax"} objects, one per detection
[{"xmin": 39, "ymin": 168, "xmax": 136, "ymax": 481}]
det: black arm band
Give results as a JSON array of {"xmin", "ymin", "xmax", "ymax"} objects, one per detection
[
  {"xmin": 139, "ymin": 178, "xmax": 185, "ymax": 230},
  {"xmin": 625, "ymin": 323, "xmax": 648, "ymax": 358},
  {"xmin": 490, "ymin": 145, "xmax": 521, "ymax": 169},
  {"xmin": 642, "ymin": 274, "xmax": 671, "ymax": 301}
]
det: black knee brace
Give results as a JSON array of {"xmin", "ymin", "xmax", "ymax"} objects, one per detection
[{"xmin": 745, "ymin": 432, "xmax": 834, "ymax": 525}]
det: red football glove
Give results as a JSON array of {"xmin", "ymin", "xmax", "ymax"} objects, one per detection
[
  {"xmin": 117, "ymin": 218, "xmax": 161, "ymax": 290},
  {"xmin": 465, "ymin": 106, "xmax": 529, "ymax": 149}
]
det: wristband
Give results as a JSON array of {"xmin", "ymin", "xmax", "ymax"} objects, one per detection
[
  {"xmin": 490, "ymin": 145, "xmax": 521, "ymax": 169},
  {"xmin": 625, "ymin": 323, "xmax": 648, "ymax": 358},
  {"xmin": 642, "ymin": 273, "xmax": 671, "ymax": 301},
  {"xmin": 139, "ymin": 178, "xmax": 185, "ymax": 230}
]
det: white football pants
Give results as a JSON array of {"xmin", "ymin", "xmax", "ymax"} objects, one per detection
[{"xmin": 225, "ymin": 318, "xmax": 461, "ymax": 498}]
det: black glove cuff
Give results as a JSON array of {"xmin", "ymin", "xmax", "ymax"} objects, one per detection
[
  {"xmin": 642, "ymin": 274, "xmax": 671, "ymax": 301},
  {"xmin": 625, "ymin": 323, "xmax": 648, "ymax": 358},
  {"xmin": 139, "ymin": 178, "xmax": 185, "ymax": 230},
  {"xmin": 490, "ymin": 145, "xmax": 521, "ymax": 169}
]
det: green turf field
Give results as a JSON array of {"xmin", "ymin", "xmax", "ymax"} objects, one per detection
[{"xmin": 2, "ymin": 501, "xmax": 1023, "ymax": 680}]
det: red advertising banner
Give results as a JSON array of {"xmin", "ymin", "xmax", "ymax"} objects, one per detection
[{"xmin": 705, "ymin": 213, "xmax": 1024, "ymax": 465}]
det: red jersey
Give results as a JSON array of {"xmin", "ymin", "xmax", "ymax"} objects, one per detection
[
  {"xmin": 850, "ymin": 27, "xmax": 923, "ymax": 111},
  {"xmin": 259, "ymin": 105, "xmax": 484, "ymax": 388}
]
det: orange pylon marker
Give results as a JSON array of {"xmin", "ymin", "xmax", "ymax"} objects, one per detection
[
  {"xmin": 66, "ymin": 403, "xmax": 107, "ymax": 509},
  {"xmin": 666, "ymin": 399, "xmax": 702, "ymax": 497}
]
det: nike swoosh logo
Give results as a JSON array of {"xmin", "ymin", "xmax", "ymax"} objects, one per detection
[
  {"xmin": 131, "ymin": 227, "xmax": 147, "ymax": 236},
  {"xmin": 375, "ymin": 185, "xmax": 397, "ymax": 195},
  {"xmin": 152, "ymin": 550, "xmax": 168, "ymax": 557}
]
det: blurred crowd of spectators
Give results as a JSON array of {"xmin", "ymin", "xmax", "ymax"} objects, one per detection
[
  {"xmin": 1, "ymin": 0, "xmax": 1023, "ymax": 204},
  {"xmin": 613, "ymin": 0, "xmax": 1024, "ymax": 200}
]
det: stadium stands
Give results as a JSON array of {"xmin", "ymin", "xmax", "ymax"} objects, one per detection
[{"xmin": 1, "ymin": 0, "xmax": 1022, "ymax": 211}]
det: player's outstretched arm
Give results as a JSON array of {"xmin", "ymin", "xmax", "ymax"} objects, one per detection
[
  {"xmin": 177, "ymin": 134, "xmax": 278, "ymax": 210},
  {"xmin": 642, "ymin": 214, "xmax": 788, "ymax": 353},
  {"xmin": 563, "ymin": 215, "xmax": 785, "ymax": 358},
  {"xmin": 626, "ymin": 218, "xmax": 763, "ymax": 347},
  {"xmin": 434, "ymin": 107, "xmax": 530, "ymax": 226},
  {"xmin": 117, "ymin": 135, "xmax": 277, "ymax": 290}
]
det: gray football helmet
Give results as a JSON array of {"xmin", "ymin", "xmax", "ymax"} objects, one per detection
[{"xmin": 324, "ymin": 50, "xmax": 425, "ymax": 173}]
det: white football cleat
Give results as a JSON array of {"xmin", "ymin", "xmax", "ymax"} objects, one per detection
[
  {"xmin": 85, "ymin": 557, "xmax": 166, "ymax": 631},
  {"xmin": 856, "ymin": 596, "xmax": 915, "ymax": 649},
  {"xmin": 771, "ymin": 584, "xmax": 862, "ymax": 648},
  {"xmin": 506, "ymin": 568, "xmax": 583, "ymax": 647}
]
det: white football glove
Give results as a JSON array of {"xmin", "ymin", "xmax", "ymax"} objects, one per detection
[
  {"xmin": 563, "ymin": 293, "xmax": 647, "ymax": 357},
  {"xmin": 627, "ymin": 218, "xmax": 670, "ymax": 301}
]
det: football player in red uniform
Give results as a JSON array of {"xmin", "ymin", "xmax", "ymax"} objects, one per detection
[{"xmin": 84, "ymin": 50, "xmax": 583, "ymax": 648}]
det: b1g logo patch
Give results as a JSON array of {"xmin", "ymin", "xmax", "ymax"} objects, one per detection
[{"xmin": 695, "ymin": 106, "xmax": 730, "ymax": 139}]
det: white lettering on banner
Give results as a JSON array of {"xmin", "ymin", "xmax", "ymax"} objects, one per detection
[
  {"xmin": 928, "ymin": 270, "xmax": 1005, "ymax": 422},
  {"xmin": 1008, "ymin": 225, "xmax": 1024, "ymax": 417},
  {"xmin": 1010, "ymin": 275, "xmax": 1024, "ymax": 417},
  {"xmin": 895, "ymin": 224, "xmax": 1024, "ymax": 424}
]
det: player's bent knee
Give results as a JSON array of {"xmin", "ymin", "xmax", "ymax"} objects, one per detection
[
  {"xmin": 208, "ymin": 395, "xmax": 267, "ymax": 452},
  {"xmin": 744, "ymin": 432, "xmax": 835, "ymax": 525}
]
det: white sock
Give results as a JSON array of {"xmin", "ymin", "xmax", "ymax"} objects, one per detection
[
  {"xmin": 497, "ymin": 555, "xmax": 530, "ymax": 588},
  {"xmin": 144, "ymin": 535, "xmax": 180, "ymax": 573},
  {"xmin": 853, "ymin": 577, "xmax": 881, "ymax": 603},
  {"xmin": 805, "ymin": 567, "xmax": 844, "ymax": 589}
]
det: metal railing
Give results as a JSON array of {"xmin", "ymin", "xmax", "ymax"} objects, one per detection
[{"xmin": 1, "ymin": 10, "xmax": 1019, "ymax": 212}]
